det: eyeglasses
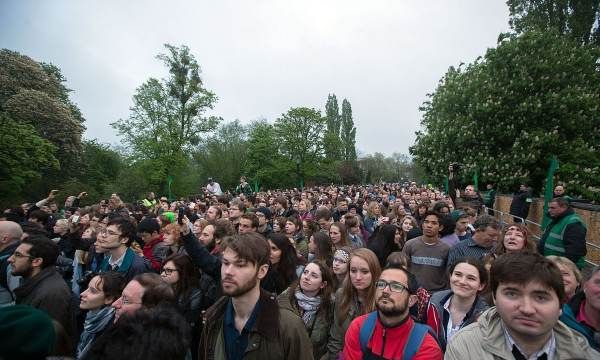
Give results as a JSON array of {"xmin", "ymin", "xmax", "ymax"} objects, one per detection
[
  {"xmin": 161, "ymin": 268, "xmax": 178, "ymax": 275},
  {"xmin": 120, "ymin": 296, "xmax": 142, "ymax": 305},
  {"xmin": 12, "ymin": 251, "xmax": 34, "ymax": 260},
  {"xmin": 375, "ymin": 280, "xmax": 408, "ymax": 293},
  {"xmin": 99, "ymin": 228, "xmax": 121, "ymax": 236}
]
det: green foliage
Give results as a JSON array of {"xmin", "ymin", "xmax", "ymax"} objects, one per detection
[
  {"xmin": 358, "ymin": 152, "xmax": 419, "ymax": 184},
  {"xmin": 4, "ymin": 89, "xmax": 85, "ymax": 174},
  {"xmin": 244, "ymin": 120, "xmax": 282, "ymax": 190},
  {"xmin": 0, "ymin": 49, "xmax": 63, "ymax": 108},
  {"xmin": 0, "ymin": 114, "xmax": 59, "ymax": 206},
  {"xmin": 0, "ymin": 48, "xmax": 86, "ymax": 204},
  {"xmin": 194, "ymin": 120, "xmax": 248, "ymax": 191},
  {"xmin": 340, "ymin": 98, "xmax": 357, "ymax": 161},
  {"xmin": 507, "ymin": 0, "xmax": 600, "ymax": 45},
  {"xmin": 410, "ymin": 31, "xmax": 600, "ymax": 200},
  {"xmin": 274, "ymin": 107, "xmax": 327, "ymax": 183},
  {"xmin": 111, "ymin": 44, "xmax": 220, "ymax": 194},
  {"xmin": 323, "ymin": 94, "xmax": 343, "ymax": 161}
]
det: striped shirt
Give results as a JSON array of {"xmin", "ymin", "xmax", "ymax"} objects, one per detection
[{"xmin": 447, "ymin": 238, "xmax": 494, "ymax": 270}]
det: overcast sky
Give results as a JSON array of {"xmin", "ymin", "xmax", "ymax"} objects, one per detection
[{"xmin": 1, "ymin": 0, "xmax": 510, "ymax": 156}]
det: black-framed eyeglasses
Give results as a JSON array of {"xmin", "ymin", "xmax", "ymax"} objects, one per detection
[
  {"xmin": 375, "ymin": 280, "xmax": 408, "ymax": 293},
  {"xmin": 161, "ymin": 268, "xmax": 178, "ymax": 275}
]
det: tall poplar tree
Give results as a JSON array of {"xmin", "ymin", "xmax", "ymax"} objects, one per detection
[
  {"xmin": 340, "ymin": 98, "xmax": 357, "ymax": 161},
  {"xmin": 323, "ymin": 94, "xmax": 343, "ymax": 160}
]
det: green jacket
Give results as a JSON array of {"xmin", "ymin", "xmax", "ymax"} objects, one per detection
[
  {"xmin": 200, "ymin": 290, "xmax": 314, "ymax": 360},
  {"xmin": 323, "ymin": 287, "xmax": 361, "ymax": 360},
  {"xmin": 539, "ymin": 208, "xmax": 587, "ymax": 269},
  {"xmin": 445, "ymin": 307, "xmax": 599, "ymax": 359},
  {"xmin": 278, "ymin": 287, "xmax": 334, "ymax": 360}
]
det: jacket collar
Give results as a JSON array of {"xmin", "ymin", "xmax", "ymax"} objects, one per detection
[
  {"xmin": 551, "ymin": 207, "xmax": 574, "ymax": 221},
  {"xmin": 14, "ymin": 266, "xmax": 57, "ymax": 297},
  {"xmin": 0, "ymin": 241, "xmax": 19, "ymax": 257},
  {"xmin": 478, "ymin": 306, "xmax": 594, "ymax": 358},
  {"xmin": 205, "ymin": 289, "xmax": 280, "ymax": 337}
]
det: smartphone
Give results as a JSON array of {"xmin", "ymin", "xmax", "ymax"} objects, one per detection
[{"xmin": 178, "ymin": 207, "xmax": 185, "ymax": 225}]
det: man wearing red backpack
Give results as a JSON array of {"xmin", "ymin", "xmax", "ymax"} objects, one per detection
[{"xmin": 342, "ymin": 263, "xmax": 442, "ymax": 359}]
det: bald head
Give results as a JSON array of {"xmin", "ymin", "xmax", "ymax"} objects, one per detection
[{"xmin": 0, "ymin": 221, "xmax": 23, "ymax": 250}]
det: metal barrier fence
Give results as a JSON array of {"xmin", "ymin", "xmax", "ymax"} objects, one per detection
[{"xmin": 484, "ymin": 207, "xmax": 599, "ymax": 267}]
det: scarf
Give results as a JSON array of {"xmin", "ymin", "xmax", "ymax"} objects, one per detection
[
  {"xmin": 295, "ymin": 288, "xmax": 321, "ymax": 327},
  {"xmin": 77, "ymin": 306, "xmax": 115, "ymax": 359}
]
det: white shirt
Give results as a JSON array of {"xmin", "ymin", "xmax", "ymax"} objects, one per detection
[
  {"xmin": 207, "ymin": 182, "xmax": 223, "ymax": 195},
  {"xmin": 443, "ymin": 297, "xmax": 464, "ymax": 342},
  {"xmin": 108, "ymin": 250, "xmax": 127, "ymax": 270},
  {"xmin": 503, "ymin": 321, "xmax": 556, "ymax": 360}
]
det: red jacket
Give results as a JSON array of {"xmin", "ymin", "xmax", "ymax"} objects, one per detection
[
  {"xmin": 343, "ymin": 313, "xmax": 442, "ymax": 360},
  {"xmin": 143, "ymin": 235, "xmax": 167, "ymax": 272}
]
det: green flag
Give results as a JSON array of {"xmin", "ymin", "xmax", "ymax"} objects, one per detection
[
  {"xmin": 542, "ymin": 157, "xmax": 559, "ymax": 228},
  {"xmin": 443, "ymin": 176, "xmax": 449, "ymax": 194},
  {"xmin": 167, "ymin": 175, "xmax": 174, "ymax": 201},
  {"xmin": 473, "ymin": 169, "xmax": 479, "ymax": 191}
]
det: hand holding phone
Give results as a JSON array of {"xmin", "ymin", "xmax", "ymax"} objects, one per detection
[{"xmin": 178, "ymin": 207, "xmax": 185, "ymax": 225}]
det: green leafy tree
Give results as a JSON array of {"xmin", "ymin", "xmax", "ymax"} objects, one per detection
[
  {"xmin": 4, "ymin": 89, "xmax": 85, "ymax": 174},
  {"xmin": 410, "ymin": 31, "xmax": 600, "ymax": 200},
  {"xmin": 244, "ymin": 120, "xmax": 283, "ymax": 190},
  {"xmin": 0, "ymin": 49, "xmax": 85, "ymax": 199},
  {"xmin": 507, "ymin": 0, "xmax": 600, "ymax": 45},
  {"xmin": 323, "ymin": 94, "xmax": 343, "ymax": 160},
  {"xmin": 274, "ymin": 107, "xmax": 326, "ymax": 187},
  {"xmin": 194, "ymin": 120, "xmax": 248, "ymax": 191},
  {"xmin": 0, "ymin": 114, "xmax": 59, "ymax": 206},
  {"xmin": 340, "ymin": 98, "xmax": 357, "ymax": 161},
  {"xmin": 112, "ymin": 44, "xmax": 220, "ymax": 195}
]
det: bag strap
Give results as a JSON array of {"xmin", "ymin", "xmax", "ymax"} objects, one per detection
[
  {"xmin": 403, "ymin": 323, "xmax": 433, "ymax": 360},
  {"xmin": 359, "ymin": 311, "xmax": 378, "ymax": 353}
]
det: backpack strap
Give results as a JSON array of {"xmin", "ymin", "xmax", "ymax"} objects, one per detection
[
  {"xmin": 403, "ymin": 323, "xmax": 434, "ymax": 360},
  {"xmin": 359, "ymin": 311, "xmax": 378, "ymax": 354}
]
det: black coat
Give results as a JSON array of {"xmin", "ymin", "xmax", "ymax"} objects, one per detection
[{"xmin": 509, "ymin": 189, "xmax": 532, "ymax": 219}]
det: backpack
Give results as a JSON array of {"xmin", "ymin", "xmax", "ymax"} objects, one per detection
[{"xmin": 359, "ymin": 311, "xmax": 435, "ymax": 360}]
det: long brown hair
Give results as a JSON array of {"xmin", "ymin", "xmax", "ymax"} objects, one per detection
[
  {"xmin": 288, "ymin": 260, "xmax": 335, "ymax": 317},
  {"xmin": 338, "ymin": 248, "xmax": 381, "ymax": 324},
  {"xmin": 330, "ymin": 222, "xmax": 350, "ymax": 248}
]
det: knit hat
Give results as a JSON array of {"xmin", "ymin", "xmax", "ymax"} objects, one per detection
[
  {"xmin": 450, "ymin": 210, "xmax": 467, "ymax": 222},
  {"xmin": 254, "ymin": 207, "xmax": 272, "ymax": 220},
  {"xmin": 0, "ymin": 305, "xmax": 56, "ymax": 359}
]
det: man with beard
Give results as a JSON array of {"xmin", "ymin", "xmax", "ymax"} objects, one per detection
[
  {"xmin": 342, "ymin": 264, "xmax": 442, "ymax": 359},
  {"xmin": 199, "ymin": 232, "xmax": 313, "ymax": 360},
  {"xmin": 9, "ymin": 235, "xmax": 75, "ymax": 340}
]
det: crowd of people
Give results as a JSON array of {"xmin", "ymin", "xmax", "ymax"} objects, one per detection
[{"xmin": 0, "ymin": 175, "xmax": 597, "ymax": 359}]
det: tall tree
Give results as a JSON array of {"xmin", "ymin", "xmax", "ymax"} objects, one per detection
[
  {"xmin": 340, "ymin": 98, "xmax": 357, "ymax": 161},
  {"xmin": 244, "ymin": 120, "xmax": 282, "ymax": 190},
  {"xmin": 507, "ymin": 0, "xmax": 600, "ymax": 45},
  {"xmin": 0, "ymin": 49, "xmax": 85, "ymax": 193},
  {"xmin": 323, "ymin": 94, "xmax": 343, "ymax": 160},
  {"xmin": 112, "ymin": 44, "xmax": 220, "ymax": 193},
  {"xmin": 0, "ymin": 113, "xmax": 59, "ymax": 206},
  {"xmin": 194, "ymin": 120, "xmax": 248, "ymax": 191},
  {"xmin": 410, "ymin": 31, "xmax": 600, "ymax": 200},
  {"xmin": 274, "ymin": 107, "xmax": 326, "ymax": 184}
]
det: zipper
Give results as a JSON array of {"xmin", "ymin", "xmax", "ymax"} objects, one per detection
[{"xmin": 381, "ymin": 327, "xmax": 387, "ymax": 357}]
